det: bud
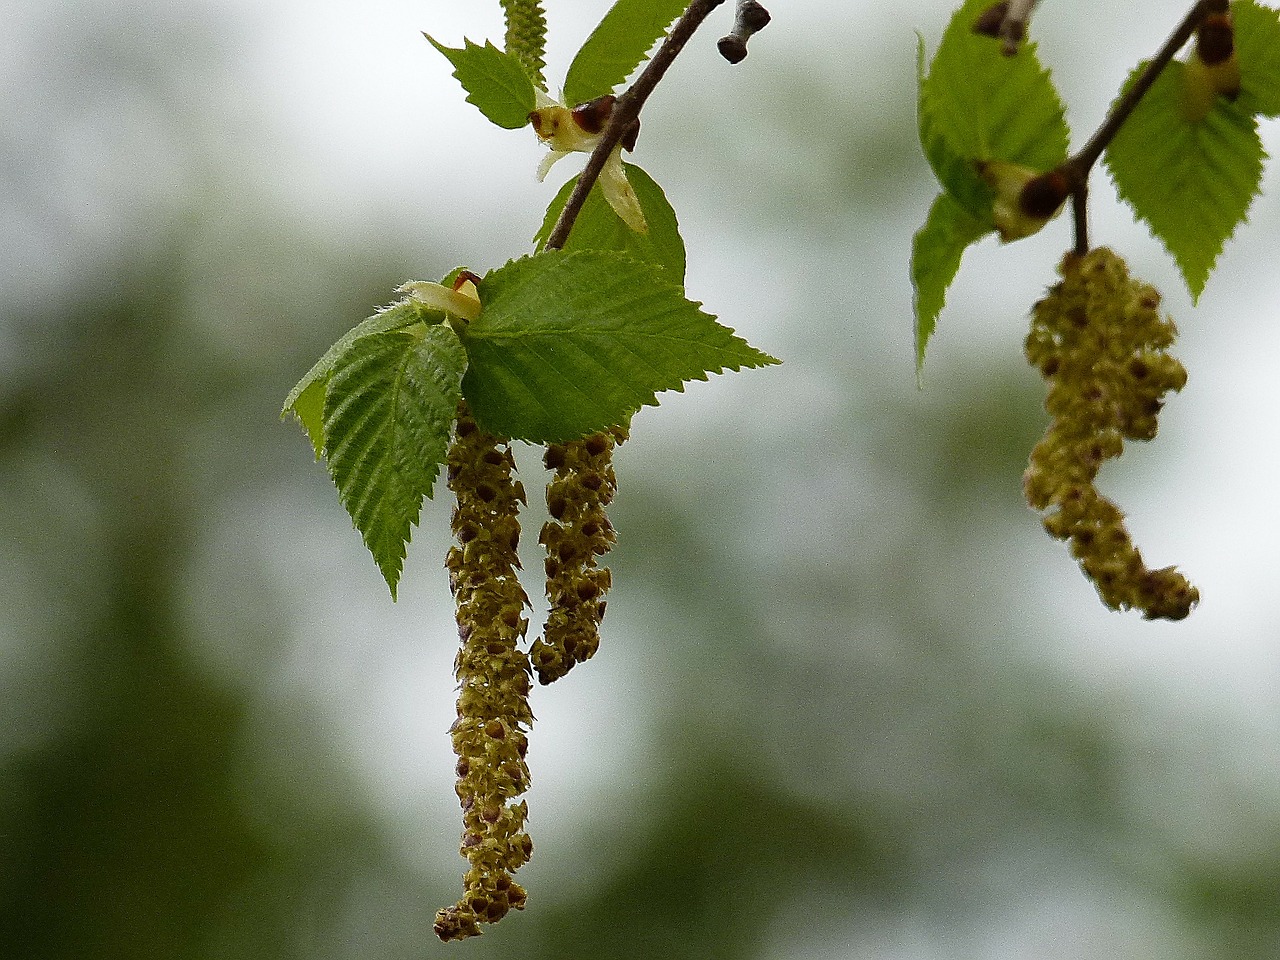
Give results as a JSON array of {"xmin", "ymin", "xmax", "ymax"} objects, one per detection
[
  {"xmin": 1182, "ymin": 10, "xmax": 1241, "ymax": 122},
  {"xmin": 529, "ymin": 91, "xmax": 647, "ymax": 233},
  {"xmin": 978, "ymin": 161, "xmax": 1070, "ymax": 242}
]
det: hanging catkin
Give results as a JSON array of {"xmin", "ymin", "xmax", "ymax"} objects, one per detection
[
  {"xmin": 435, "ymin": 403, "xmax": 535, "ymax": 941},
  {"xmin": 1023, "ymin": 248, "xmax": 1198, "ymax": 620},
  {"xmin": 531, "ymin": 425, "xmax": 627, "ymax": 684}
]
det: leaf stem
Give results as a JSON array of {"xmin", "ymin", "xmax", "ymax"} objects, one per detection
[
  {"xmin": 543, "ymin": 0, "xmax": 728, "ymax": 251},
  {"xmin": 1063, "ymin": 0, "xmax": 1215, "ymax": 252}
]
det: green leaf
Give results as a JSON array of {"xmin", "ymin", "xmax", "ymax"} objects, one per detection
[
  {"xmin": 282, "ymin": 301, "xmax": 433, "ymax": 458},
  {"xmin": 1234, "ymin": 0, "xmax": 1280, "ymax": 117},
  {"xmin": 917, "ymin": 35, "xmax": 992, "ymax": 221},
  {"xmin": 1104, "ymin": 59, "xmax": 1263, "ymax": 300},
  {"xmin": 917, "ymin": 0, "xmax": 1069, "ymax": 219},
  {"xmin": 425, "ymin": 35, "xmax": 536, "ymax": 129},
  {"xmin": 533, "ymin": 162, "xmax": 686, "ymax": 282},
  {"xmin": 322, "ymin": 325, "xmax": 467, "ymax": 597},
  {"xmin": 460, "ymin": 250, "xmax": 778, "ymax": 442},
  {"xmin": 562, "ymin": 0, "xmax": 689, "ymax": 106},
  {"xmin": 911, "ymin": 193, "xmax": 991, "ymax": 379}
]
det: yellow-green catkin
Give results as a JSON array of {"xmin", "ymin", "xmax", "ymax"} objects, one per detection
[
  {"xmin": 1023, "ymin": 248, "xmax": 1199, "ymax": 621},
  {"xmin": 500, "ymin": 0, "xmax": 548, "ymax": 90},
  {"xmin": 530, "ymin": 426, "xmax": 627, "ymax": 684},
  {"xmin": 434, "ymin": 403, "xmax": 535, "ymax": 942}
]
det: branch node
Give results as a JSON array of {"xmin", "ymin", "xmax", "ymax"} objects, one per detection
[
  {"xmin": 544, "ymin": 0, "xmax": 728, "ymax": 251},
  {"xmin": 718, "ymin": 0, "xmax": 771, "ymax": 64}
]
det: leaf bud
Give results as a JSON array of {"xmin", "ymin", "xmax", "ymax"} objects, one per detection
[
  {"xmin": 1182, "ymin": 10, "xmax": 1241, "ymax": 122},
  {"xmin": 570, "ymin": 94, "xmax": 615, "ymax": 135},
  {"xmin": 978, "ymin": 160, "xmax": 1068, "ymax": 242}
]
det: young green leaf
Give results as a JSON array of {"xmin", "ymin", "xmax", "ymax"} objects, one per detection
[
  {"xmin": 533, "ymin": 162, "xmax": 686, "ymax": 282},
  {"xmin": 425, "ymin": 35, "xmax": 536, "ymax": 129},
  {"xmin": 283, "ymin": 301, "xmax": 436, "ymax": 458},
  {"xmin": 1105, "ymin": 60, "xmax": 1263, "ymax": 301},
  {"xmin": 562, "ymin": 0, "xmax": 688, "ymax": 106},
  {"xmin": 917, "ymin": 35, "xmax": 992, "ymax": 222},
  {"xmin": 1234, "ymin": 0, "xmax": 1280, "ymax": 117},
  {"xmin": 322, "ymin": 325, "xmax": 468, "ymax": 597},
  {"xmin": 459, "ymin": 250, "xmax": 778, "ymax": 443},
  {"xmin": 918, "ymin": 0, "xmax": 1069, "ymax": 217},
  {"xmin": 912, "ymin": 193, "xmax": 991, "ymax": 379}
]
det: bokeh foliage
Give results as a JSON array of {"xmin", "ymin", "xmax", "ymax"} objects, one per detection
[{"xmin": 3, "ymin": 2, "xmax": 1280, "ymax": 958}]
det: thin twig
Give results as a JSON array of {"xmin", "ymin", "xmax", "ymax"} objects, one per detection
[
  {"xmin": 1070, "ymin": 181, "xmax": 1089, "ymax": 255},
  {"xmin": 719, "ymin": 0, "xmax": 771, "ymax": 63},
  {"xmin": 543, "ymin": 0, "xmax": 728, "ymax": 252},
  {"xmin": 1062, "ymin": 0, "xmax": 1214, "ymax": 252},
  {"xmin": 974, "ymin": 0, "xmax": 1040, "ymax": 56}
]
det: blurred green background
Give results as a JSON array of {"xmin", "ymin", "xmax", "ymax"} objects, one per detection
[{"xmin": 4, "ymin": 1, "xmax": 1280, "ymax": 957}]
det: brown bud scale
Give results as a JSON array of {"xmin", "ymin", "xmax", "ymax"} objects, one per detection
[
  {"xmin": 1019, "ymin": 171, "xmax": 1071, "ymax": 220},
  {"xmin": 1196, "ymin": 14, "xmax": 1235, "ymax": 67},
  {"xmin": 571, "ymin": 94, "xmax": 616, "ymax": 135}
]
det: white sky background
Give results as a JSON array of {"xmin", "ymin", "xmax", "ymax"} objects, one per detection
[{"xmin": 5, "ymin": 0, "xmax": 1280, "ymax": 955}]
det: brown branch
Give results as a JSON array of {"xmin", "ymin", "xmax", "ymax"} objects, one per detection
[
  {"xmin": 973, "ymin": 0, "xmax": 1040, "ymax": 56},
  {"xmin": 1070, "ymin": 180, "xmax": 1089, "ymax": 256},
  {"xmin": 718, "ymin": 0, "xmax": 771, "ymax": 64},
  {"xmin": 542, "ymin": 0, "xmax": 728, "ymax": 252},
  {"xmin": 1062, "ymin": 0, "xmax": 1215, "ymax": 253}
]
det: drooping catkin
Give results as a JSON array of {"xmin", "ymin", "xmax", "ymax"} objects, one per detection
[
  {"xmin": 500, "ymin": 0, "xmax": 548, "ymax": 90},
  {"xmin": 434, "ymin": 403, "xmax": 535, "ymax": 942},
  {"xmin": 530, "ymin": 426, "xmax": 627, "ymax": 684},
  {"xmin": 1023, "ymin": 248, "xmax": 1198, "ymax": 621}
]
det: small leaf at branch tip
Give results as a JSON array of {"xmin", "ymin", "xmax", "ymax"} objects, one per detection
[{"xmin": 1180, "ymin": 10, "xmax": 1242, "ymax": 122}]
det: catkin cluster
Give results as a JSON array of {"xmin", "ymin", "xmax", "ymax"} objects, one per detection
[
  {"xmin": 1023, "ymin": 248, "xmax": 1198, "ymax": 620},
  {"xmin": 530, "ymin": 426, "xmax": 627, "ymax": 685},
  {"xmin": 500, "ymin": 0, "xmax": 548, "ymax": 89},
  {"xmin": 435, "ymin": 404, "xmax": 535, "ymax": 941}
]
